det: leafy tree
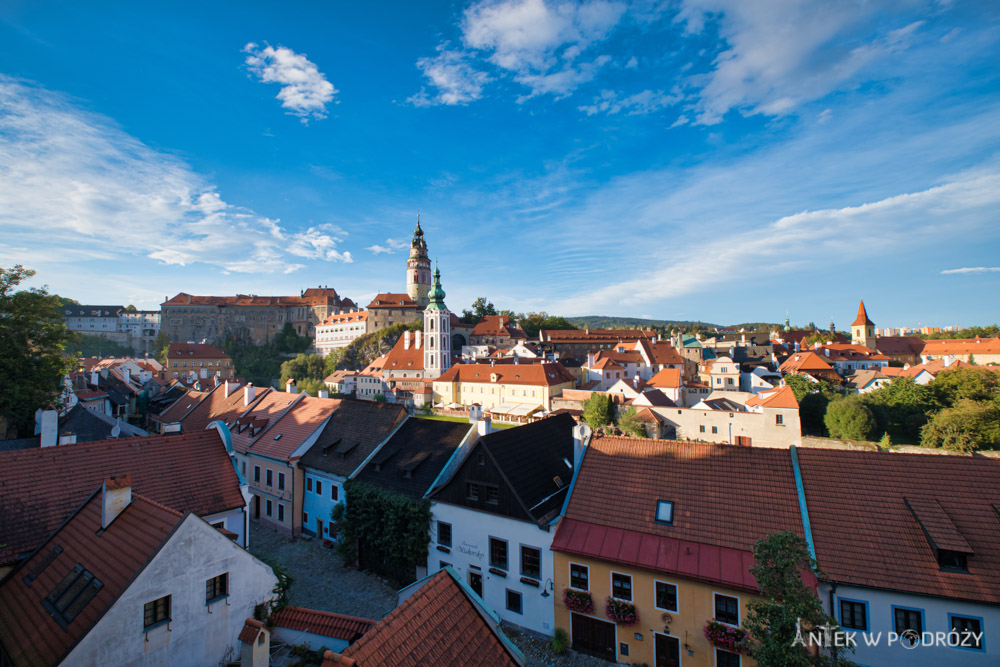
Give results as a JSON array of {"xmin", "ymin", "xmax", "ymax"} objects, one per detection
[
  {"xmin": 274, "ymin": 322, "xmax": 312, "ymax": 354},
  {"xmin": 70, "ymin": 333, "xmax": 134, "ymax": 358},
  {"xmin": 862, "ymin": 377, "xmax": 939, "ymax": 439},
  {"xmin": 323, "ymin": 347, "xmax": 344, "ymax": 376},
  {"xmin": 279, "ymin": 353, "xmax": 327, "ymax": 386},
  {"xmin": 824, "ymin": 397, "xmax": 878, "ymax": 441},
  {"xmin": 920, "ymin": 325, "xmax": 999, "ymax": 340},
  {"xmin": 745, "ymin": 532, "xmax": 857, "ymax": 667},
  {"xmin": 297, "ymin": 378, "xmax": 327, "ymax": 397},
  {"xmin": 0, "ymin": 266, "xmax": 74, "ymax": 438},
  {"xmin": 517, "ymin": 312, "xmax": 578, "ymax": 338},
  {"xmin": 153, "ymin": 332, "xmax": 171, "ymax": 365},
  {"xmin": 803, "ymin": 330, "xmax": 835, "ymax": 346},
  {"xmin": 582, "ymin": 393, "xmax": 613, "ymax": 428},
  {"xmin": 878, "ymin": 432, "xmax": 892, "ymax": 449},
  {"xmin": 799, "ymin": 393, "xmax": 832, "ymax": 436},
  {"xmin": 330, "ymin": 321, "xmax": 421, "ymax": 372},
  {"xmin": 125, "ymin": 304, "xmax": 137, "ymax": 312},
  {"xmin": 784, "ymin": 375, "xmax": 816, "ymax": 402},
  {"xmin": 930, "ymin": 367, "xmax": 999, "ymax": 406},
  {"xmin": 220, "ymin": 336, "xmax": 283, "ymax": 387},
  {"xmin": 459, "ymin": 297, "xmax": 498, "ymax": 324},
  {"xmin": 921, "ymin": 399, "xmax": 1000, "ymax": 452},
  {"xmin": 616, "ymin": 405, "xmax": 647, "ymax": 438}
]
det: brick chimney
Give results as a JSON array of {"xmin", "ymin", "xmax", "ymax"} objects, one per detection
[
  {"xmin": 102, "ymin": 474, "xmax": 132, "ymax": 528},
  {"xmin": 244, "ymin": 383, "xmax": 256, "ymax": 407}
]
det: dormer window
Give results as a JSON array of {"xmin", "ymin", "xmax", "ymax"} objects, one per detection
[
  {"xmin": 656, "ymin": 500, "xmax": 674, "ymax": 525},
  {"xmin": 937, "ymin": 550, "xmax": 968, "ymax": 572}
]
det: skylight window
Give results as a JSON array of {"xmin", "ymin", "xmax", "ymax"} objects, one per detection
[
  {"xmin": 43, "ymin": 564, "xmax": 103, "ymax": 629},
  {"xmin": 655, "ymin": 500, "xmax": 674, "ymax": 525}
]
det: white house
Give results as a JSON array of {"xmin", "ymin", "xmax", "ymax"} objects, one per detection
[{"xmin": 425, "ymin": 414, "xmax": 588, "ymax": 636}]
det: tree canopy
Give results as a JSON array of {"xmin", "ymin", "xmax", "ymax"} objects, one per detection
[
  {"xmin": 582, "ymin": 393, "xmax": 613, "ymax": 428},
  {"xmin": 824, "ymin": 397, "xmax": 878, "ymax": 441},
  {"xmin": 616, "ymin": 405, "xmax": 647, "ymax": 438},
  {"xmin": 0, "ymin": 266, "xmax": 74, "ymax": 438}
]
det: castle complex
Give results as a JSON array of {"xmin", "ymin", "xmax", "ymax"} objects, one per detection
[{"xmin": 406, "ymin": 217, "xmax": 432, "ymax": 308}]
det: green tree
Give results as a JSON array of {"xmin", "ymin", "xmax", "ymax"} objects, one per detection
[
  {"xmin": 582, "ymin": 393, "xmax": 613, "ymax": 428},
  {"xmin": 331, "ymin": 321, "xmax": 421, "ymax": 372},
  {"xmin": 70, "ymin": 333, "xmax": 134, "ymax": 358},
  {"xmin": 745, "ymin": 532, "xmax": 857, "ymax": 667},
  {"xmin": 920, "ymin": 399, "xmax": 1000, "ymax": 452},
  {"xmin": 616, "ymin": 405, "xmax": 648, "ymax": 438},
  {"xmin": 824, "ymin": 397, "xmax": 878, "ymax": 441},
  {"xmin": 517, "ymin": 312, "xmax": 578, "ymax": 338},
  {"xmin": 930, "ymin": 367, "xmax": 1000, "ymax": 406},
  {"xmin": 297, "ymin": 378, "xmax": 327, "ymax": 397},
  {"xmin": 803, "ymin": 330, "xmax": 835, "ymax": 346},
  {"xmin": 459, "ymin": 297, "xmax": 497, "ymax": 324},
  {"xmin": 279, "ymin": 353, "xmax": 327, "ymax": 386},
  {"xmin": 125, "ymin": 304, "xmax": 137, "ymax": 312},
  {"xmin": 862, "ymin": 377, "xmax": 939, "ymax": 439},
  {"xmin": 153, "ymin": 332, "xmax": 171, "ymax": 365},
  {"xmin": 274, "ymin": 322, "xmax": 312, "ymax": 354},
  {"xmin": 0, "ymin": 266, "xmax": 74, "ymax": 438}
]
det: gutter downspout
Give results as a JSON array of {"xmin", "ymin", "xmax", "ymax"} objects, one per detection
[{"xmin": 789, "ymin": 445, "xmax": 817, "ymax": 561}]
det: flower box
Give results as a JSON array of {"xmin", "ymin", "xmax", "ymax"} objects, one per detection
[
  {"xmin": 563, "ymin": 589, "xmax": 594, "ymax": 614},
  {"xmin": 605, "ymin": 597, "xmax": 639, "ymax": 626},
  {"xmin": 704, "ymin": 620, "xmax": 749, "ymax": 654}
]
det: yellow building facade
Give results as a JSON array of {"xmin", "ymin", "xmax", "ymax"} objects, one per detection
[{"xmin": 432, "ymin": 363, "xmax": 575, "ymax": 411}]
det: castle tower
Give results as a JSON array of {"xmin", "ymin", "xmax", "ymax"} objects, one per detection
[
  {"xmin": 407, "ymin": 217, "xmax": 431, "ymax": 308},
  {"xmin": 423, "ymin": 266, "xmax": 452, "ymax": 379},
  {"xmin": 851, "ymin": 300, "xmax": 876, "ymax": 350}
]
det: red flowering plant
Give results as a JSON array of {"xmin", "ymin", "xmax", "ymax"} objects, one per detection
[
  {"xmin": 605, "ymin": 597, "xmax": 639, "ymax": 626},
  {"xmin": 563, "ymin": 589, "xmax": 594, "ymax": 614},
  {"xmin": 704, "ymin": 620, "xmax": 749, "ymax": 654}
]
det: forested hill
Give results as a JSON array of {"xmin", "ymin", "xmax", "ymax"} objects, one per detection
[{"xmin": 567, "ymin": 316, "xmax": 718, "ymax": 330}]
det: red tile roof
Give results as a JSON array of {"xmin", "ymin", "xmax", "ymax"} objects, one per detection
[
  {"xmin": 367, "ymin": 293, "xmax": 418, "ymax": 309},
  {"xmin": 238, "ymin": 617, "xmax": 267, "ymax": 644},
  {"xmin": 851, "ymin": 300, "xmax": 875, "ymax": 327},
  {"xmin": 634, "ymin": 339, "xmax": 684, "ymax": 366},
  {"xmin": 383, "ymin": 334, "xmax": 426, "ymax": 372},
  {"xmin": 875, "ymin": 336, "xmax": 924, "ymax": 357},
  {"xmin": 157, "ymin": 388, "xmax": 210, "ymax": 423},
  {"xmin": 744, "ymin": 385, "xmax": 799, "ymax": 409},
  {"xmin": 540, "ymin": 329, "xmax": 656, "ymax": 343},
  {"xmin": 272, "ymin": 606, "xmax": 375, "ymax": 643},
  {"xmin": 0, "ymin": 491, "xmax": 184, "ymax": 667},
  {"xmin": 796, "ymin": 448, "xmax": 1000, "ymax": 604},
  {"xmin": 434, "ymin": 362, "xmax": 575, "ymax": 387},
  {"xmin": 320, "ymin": 311, "xmax": 368, "ymax": 326},
  {"xmin": 779, "ymin": 351, "xmax": 835, "ymax": 373},
  {"xmin": 921, "ymin": 337, "xmax": 1000, "ymax": 357},
  {"xmin": 231, "ymin": 391, "xmax": 302, "ymax": 454},
  {"xmin": 248, "ymin": 396, "xmax": 340, "ymax": 460},
  {"xmin": 0, "ymin": 431, "xmax": 245, "ymax": 567},
  {"xmin": 343, "ymin": 569, "xmax": 523, "ymax": 666},
  {"xmin": 167, "ymin": 342, "xmax": 231, "ymax": 360},
  {"xmin": 647, "ymin": 368, "xmax": 682, "ymax": 389},
  {"xmin": 472, "ymin": 315, "xmax": 526, "ymax": 339},
  {"xmin": 163, "ymin": 289, "xmax": 346, "ymax": 308}
]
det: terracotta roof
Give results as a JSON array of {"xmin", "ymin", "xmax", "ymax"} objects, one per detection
[
  {"xmin": 647, "ymin": 368, "xmax": 682, "ymax": 389},
  {"xmin": 157, "ymin": 388, "xmax": 210, "ymax": 423},
  {"xmin": 238, "ymin": 617, "xmax": 266, "ymax": 644},
  {"xmin": 167, "ymin": 342, "xmax": 231, "ymax": 360},
  {"xmin": 903, "ymin": 359, "xmax": 989, "ymax": 379},
  {"xmin": 163, "ymin": 289, "xmax": 347, "ymax": 308},
  {"xmin": 634, "ymin": 407, "xmax": 663, "ymax": 423},
  {"xmin": 631, "ymin": 389, "xmax": 675, "ymax": 407},
  {"xmin": 343, "ymin": 569, "xmax": 523, "ymax": 666},
  {"xmin": 322, "ymin": 651, "xmax": 357, "ymax": 667},
  {"xmin": 590, "ymin": 357, "xmax": 625, "ymax": 372},
  {"xmin": 320, "ymin": 311, "xmax": 368, "ymax": 326},
  {"xmin": 230, "ymin": 391, "xmax": 303, "ymax": 454},
  {"xmin": 367, "ymin": 293, "xmax": 418, "ymax": 309},
  {"xmin": 383, "ymin": 334, "xmax": 426, "ymax": 372},
  {"xmin": 299, "ymin": 400, "xmax": 407, "ymax": 477},
  {"xmin": 472, "ymin": 315, "xmax": 526, "ymax": 339},
  {"xmin": 181, "ymin": 381, "xmax": 253, "ymax": 432},
  {"xmin": 744, "ymin": 385, "xmax": 799, "ymax": 409},
  {"xmin": 0, "ymin": 492, "xmax": 184, "ymax": 667},
  {"xmin": 851, "ymin": 300, "xmax": 875, "ymax": 327},
  {"xmin": 540, "ymin": 329, "xmax": 656, "ymax": 343},
  {"xmin": 875, "ymin": 336, "xmax": 924, "ymax": 357},
  {"xmin": 921, "ymin": 337, "xmax": 1000, "ymax": 357},
  {"xmin": 779, "ymin": 351, "xmax": 835, "ymax": 373},
  {"xmin": 248, "ymin": 396, "xmax": 341, "ymax": 460},
  {"xmin": 0, "ymin": 431, "xmax": 245, "ymax": 567},
  {"xmin": 434, "ymin": 362, "xmax": 575, "ymax": 387},
  {"xmin": 272, "ymin": 606, "xmax": 375, "ymax": 643},
  {"xmin": 74, "ymin": 390, "xmax": 108, "ymax": 401},
  {"xmin": 635, "ymin": 339, "xmax": 684, "ymax": 365},
  {"xmin": 796, "ymin": 448, "xmax": 1000, "ymax": 604}
]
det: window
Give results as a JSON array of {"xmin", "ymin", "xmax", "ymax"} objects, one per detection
[
  {"xmin": 938, "ymin": 550, "xmax": 968, "ymax": 571},
  {"xmin": 570, "ymin": 563, "xmax": 589, "ymax": 590},
  {"xmin": 700, "ymin": 425, "xmax": 705, "ymax": 433},
  {"xmin": 278, "ymin": 503, "xmax": 285, "ymax": 522},
  {"xmin": 655, "ymin": 500, "xmax": 674, "ymax": 525},
  {"xmin": 24, "ymin": 545, "xmax": 63, "ymax": 586},
  {"xmin": 715, "ymin": 594, "xmax": 740, "ymax": 625},
  {"xmin": 466, "ymin": 483, "xmax": 480, "ymax": 500},
  {"xmin": 490, "ymin": 537, "xmax": 508, "ymax": 570},
  {"xmin": 254, "ymin": 466, "xmax": 260, "ymax": 483},
  {"xmin": 487, "ymin": 486, "xmax": 500, "ymax": 504},
  {"xmin": 775, "ymin": 414, "xmax": 784, "ymax": 425},
  {"xmin": 304, "ymin": 512, "xmax": 309, "ymax": 525},
  {"xmin": 143, "ymin": 594, "xmax": 171, "ymax": 630},
  {"xmin": 316, "ymin": 480, "xmax": 323, "ymax": 495},
  {"xmin": 521, "ymin": 546, "xmax": 541, "ymax": 579},
  {"xmin": 655, "ymin": 581, "xmax": 678, "ymax": 612},
  {"xmin": 438, "ymin": 522, "xmax": 452, "ymax": 547},
  {"xmin": 331, "ymin": 485, "xmax": 339, "ymax": 501},
  {"xmin": 307, "ymin": 477, "xmax": 313, "ymax": 492},
  {"xmin": 206, "ymin": 573, "xmax": 228, "ymax": 603},
  {"xmin": 506, "ymin": 589, "xmax": 523, "ymax": 614},
  {"xmin": 278, "ymin": 472, "xmax": 285, "ymax": 490},
  {"xmin": 839, "ymin": 599, "xmax": 867, "ymax": 631},
  {"xmin": 894, "ymin": 607, "xmax": 923, "ymax": 643},
  {"xmin": 716, "ymin": 648, "xmax": 740, "ymax": 667},
  {"xmin": 43, "ymin": 564, "xmax": 103, "ymax": 628},
  {"xmin": 611, "ymin": 573, "xmax": 632, "ymax": 601},
  {"xmin": 950, "ymin": 615, "xmax": 983, "ymax": 650},
  {"xmin": 266, "ymin": 469, "xmax": 273, "ymax": 487},
  {"xmin": 265, "ymin": 499, "xmax": 273, "ymax": 517},
  {"xmin": 712, "ymin": 426, "xmax": 718, "ymax": 434}
]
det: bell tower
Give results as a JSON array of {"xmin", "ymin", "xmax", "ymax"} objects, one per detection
[
  {"xmin": 407, "ymin": 216, "xmax": 431, "ymax": 308},
  {"xmin": 423, "ymin": 266, "xmax": 452, "ymax": 379},
  {"xmin": 851, "ymin": 300, "xmax": 876, "ymax": 350}
]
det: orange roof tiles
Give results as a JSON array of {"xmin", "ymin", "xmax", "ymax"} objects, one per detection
[
  {"xmin": 779, "ymin": 351, "xmax": 835, "ymax": 373},
  {"xmin": 744, "ymin": 385, "xmax": 799, "ymax": 409},
  {"xmin": 321, "ymin": 311, "xmax": 368, "ymax": 326},
  {"xmin": 343, "ymin": 569, "xmax": 523, "ymax": 666},
  {"xmin": 0, "ymin": 492, "xmax": 184, "ymax": 667},
  {"xmin": 272, "ymin": 606, "xmax": 375, "ymax": 643},
  {"xmin": 238, "ymin": 617, "xmax": 266, "ymax": 644},
  {"xmin": 852, "ymin": 300, "xmax": 875, "ymax": 327},
  {"xmin": 0, "ymin": 431, "xmax": 245, "ymax": 567},
  {"xmin": 164, "ymin": 289, "xmax": 346, "ymax": 308},
  {"xmin": 472, "ymin": 315, "xmax": 526, "ymax": 338},
  {"xmin": 647, "ymin": 368, "xmax": 682, "ymax": 388},
  {"xmin": 921, "ymin": 337, "xmax": 1000, "ymax": 357},
  {"xmin": 157, "ymin": 388, "xmax": 209, "ymax": 423},
  {"xmin": 231, "ymin": 391, "xmax": 302, "ymax": 454},
  {"xmin": 249, "ymin": 396, "xmax": 341, "ymax": 460},
  {"xmin": 367, "ymin": 293, "xmax": 418, "ymax": 309},
  {"xmin": 180, "ymin": 381, "xmax": 255, "ymax": 432},
  {"xmin": 540, "ymin": 328, "xmax": 656, "ymax": 343},
  {"xmin": 434, "ymin": 362, "xmax": 575, "ymax": 387},
  {"xmin": 383, "ymin": 334, "xmax": 426, "ymax": 372}
]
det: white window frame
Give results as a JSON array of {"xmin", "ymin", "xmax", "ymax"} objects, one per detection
[
  {"xmin": 609, "ymin": 570, "xmax": 633, "ymax": 602},
  {"xmin": 654, "ymin": 579, "xmax": 679, "ymax": 613},
  {"xmin": 568, "ymin": 561, "xmax": 590, "ymax": 592},
  {"xmin": 713, "ymin": 591, "xmax": 741, "ymax": 627}
]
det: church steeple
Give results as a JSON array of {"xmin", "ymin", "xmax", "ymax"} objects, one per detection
[
  {"xmin": 851, "ymin": 300, "xmax": 876, "ymax": 350},
  {"xmin": 406, "ymin": 215, "xmax": 431, "ymax": 308},
  {"xmin": 423, "ymin": 264, "xmax": 452, "ymax": 379}
]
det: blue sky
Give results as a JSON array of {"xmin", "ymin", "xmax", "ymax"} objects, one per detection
[{"xmin": 1, "ymin": 0, "xmax": 998, "ymax": 328}]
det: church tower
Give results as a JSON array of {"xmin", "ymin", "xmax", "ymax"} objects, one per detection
[
  {"xmin": 423, "ymin": 266, "xmax": 452, "ymax": 379},
  {"xmin": 851, "ymin": 300, "xmax": 876, "ymax": 350},
  {"xmin": 407, "ymin": 217, "xmax": 431, "ymax": 308}
]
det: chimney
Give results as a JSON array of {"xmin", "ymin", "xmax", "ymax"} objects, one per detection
[
  {"xmin": 122, "ymin": 367, "xmax": 131, "ymax": 385},
  {"xmin": 415, "ymin": 330, "xmax": 422, "ymax": 349},
  {"xmin": 824, "ymin": 348, "xmax": 830, "ymax": 357},
  {"xmin": 587, "ymin": 352, "xmax": 596, "ymax": 368},
  {"xmin": 286, "ymin": 379, "xmax": 298, "ymax": 394},
  {"xmin": 225, "ymin": 379, "xmax": 234, "ymax": 398},
  {"xmin": 90, "ymin": 370, "xmax": 99, "ymax": 386},
  {"xmin": 101, "ymin": 474, "xmax": 132, "ymax": 528},
  {"xmin": 468, "ymin": 405, "xmax": 482, "ymax": 423},
  {"xmin": 404, "ymin": 330, "xmax": 411, "ymax": 350},
  {"xmin": 40, "ymin": 410, "xmax": 58, "ymax": 448},
  {"xmin": 213, "ymin": 375, "xmax": 221, "ymax": 387},
  {"xmin": 478, "ymin": 417, "xmax": 492, "ymax": 437},
  {"xmin": 572, "ymin": 423, "xmax": 592, "ymax": 469},
  {"xmin": 59, "ymin": 430, "xmax": 77, "ymax": 445},
  {"xmin": 318, "ymin": 389, "xmax": 329, "ymax": 399},
  {"xmin": 244, "ymin": 383, "xmax": 256, "ymax": 407}
]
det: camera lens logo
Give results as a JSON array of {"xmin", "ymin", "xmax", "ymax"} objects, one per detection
[{"xmin": 901, "ymin": 629, "xmax": 920, "ymax": 649}]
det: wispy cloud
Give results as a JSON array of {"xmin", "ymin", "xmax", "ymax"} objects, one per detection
[
  {"xmin": 0, "ymin": 77, "xmax": 352, "ymax": 275},
  {"xmin": 579, "ymin": 87, "xmax": 682, "ymax": 115},
  {"xmin": 941, "ymin": 266, "xmax": 1000, "ymax": 274},
  {"xmin": 365, "ymin": 238, "xmax": 410, "ymax": 255},
  {"xmin": 243, "ymin": 43, "xmax": 336, "ymax": 121},
  {"xmin": 409, "ymin": 46, "xmax": 491, "ymax": 106}
]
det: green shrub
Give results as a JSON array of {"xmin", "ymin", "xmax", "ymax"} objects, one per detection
[
  {"xmin": 824, "ymin": 397, "xmax": 877, "ymax": 441},
  {"xmin": 551, "ymin": 627, "xmax": 569, "ymax": 654}
]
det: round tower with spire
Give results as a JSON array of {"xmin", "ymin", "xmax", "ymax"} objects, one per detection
[
  {"xmin": 407, "ymin": 216, "xmax": 431, "ymax": 308},
  {"xmin": 851, "ymin": 300, "xmax": 876, "ymax": 350},
  {"xmin": 423, "ymin": 265, "xmax": 452, "ymax": 379}
]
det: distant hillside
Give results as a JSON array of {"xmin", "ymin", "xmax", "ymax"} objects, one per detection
[{"xmin": 567, "ymin": 316, "xmax": 718, "ymax": 330}]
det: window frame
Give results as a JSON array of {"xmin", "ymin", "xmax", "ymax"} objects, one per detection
[
  {"xmin": 715, "ymin": 647, "xmax": 742, "ymax": 667},
  {"xmin": 437, "ymin": 521, "xmax": 452, "ymax": 548},
  {"xmin": 569, "ymin": 562, "xmax": 589, "ymax": 591},
  {"xmin": 520, "ymin": 544, "xmax": 541, "ymax": 579},
  {"xmin": 610, "ymin": 571, "xmax": 633, "ymax": 602},
  {"xmin": 891, "ymin": 605, "xmax": 924, "ymax": 645},
  {"xmin": 655, "ymin": 500, "xmax": 674, "ymax": 525},
  {"xmin": 948, "ymin": 613, "xmax": 985, "ymax": 652},
  {"xmin": 489, "ymin": 537, "xmax": 508, "ymax": 570},
  {"xmin": 506, "ymin": 588, "xmax": 523, "ymax": 615},
  {"xmin": 837, "ymin": 597, "xmax": 869, "ymax": 632},
  {"xmin": 206, "ymin": 572, "xmax": 229, "ymax": 605},
  {"xmin": 713, "ymin": 592, "xmax": 740, "ymax": 626},
  {"xmin": 277, "ymin": 503, "xmax": 285, "ymax": 522},
  {"xmin": 654, "ymin": 579, "xmax": 678, "ymax": 613},
  {"xmin": 265, "ymin": 499, "xmax": 273, "ymax": 517},
  {"xmin": 143, "ymin": 594, "xmax": 172, "ymax": 631},
  {"xmin": 277, "ymin": 472, "xmax": 285, "ymax": 491},
  {"xmin": 253, "ymin": 466, "xmax": 261, "ymax": 483}
]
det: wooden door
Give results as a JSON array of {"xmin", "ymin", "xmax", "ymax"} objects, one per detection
[
  {"xmin": 317, "ymin": 518, "xmax": 324, "ymax": 538},
  {"xmin": 655, "ymin": 633, "xmax": 680, "ymax": 667},
  {"xmin": 571, "ymin": 612, "xmax": 617, "ymax": 661},
  {"xmin": 469, "ymin": 571, "xmax": 483, "ymax": 597},
  {"xmin": 253, "ymin": 495, "xmax": 260, "ymax": 518}
]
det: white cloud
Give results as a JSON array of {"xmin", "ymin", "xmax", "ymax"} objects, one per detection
[
  {"xmin": 579, "ymin": 87, "xmax": 682, "ymax": 115},
  {"xmin": 409, "ymin": 46, "xmax": 491, "ymax": 106},
  {"xmin": 941, "ymin": 267, "xmax": 1000, "ymax": 274},
  {"xmin": 677, "ymin": 0, "xmax": 925, "ymax": 124},
  {"xmin": 243, "ymin": 43, "xmax": 336, "ymax": 121},
  {"xmin": 0, "ymin": 77, "xmax": 352, "ymax": 275},
  {"xmin": 365, "ymin": 238, "xmax": 410, "ymax": 255},
  {"xmin": 625, "ymin": 56, "xmax": 638, "ymax": 68}
]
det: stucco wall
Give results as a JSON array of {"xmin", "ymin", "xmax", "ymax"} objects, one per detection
[
  {"xmin": 65, "ymin": 514, "xmax": 278, "ymax": 667},
  {"xmin": 650, "ymin": 405, "xmax": 802, "ymax": 448}
]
